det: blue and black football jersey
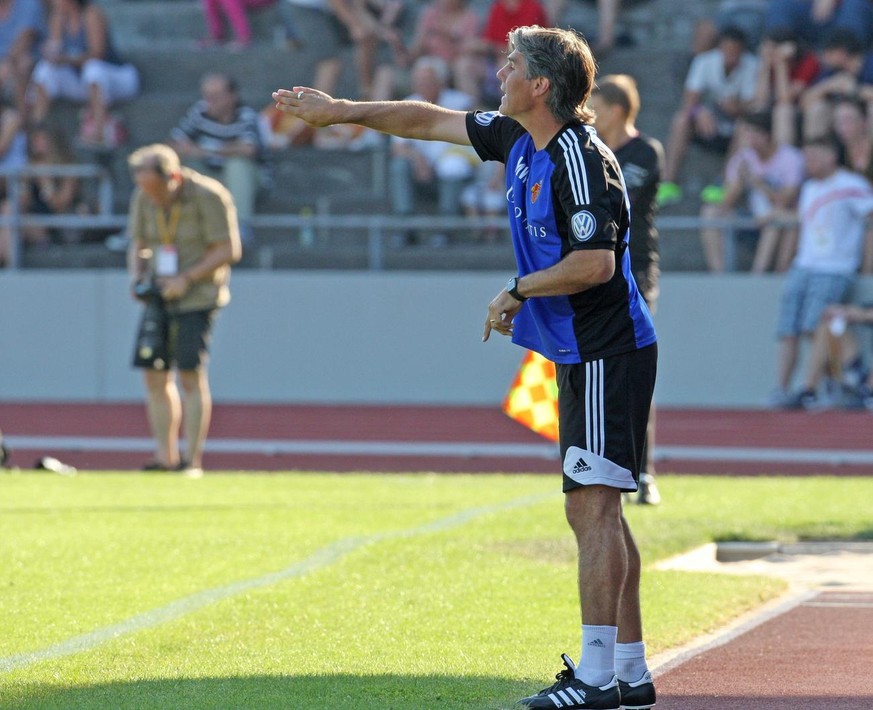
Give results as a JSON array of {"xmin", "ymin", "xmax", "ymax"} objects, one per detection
[{"xmin": 466, "ymin": 110, "xmax": 657, "ymax": 363}]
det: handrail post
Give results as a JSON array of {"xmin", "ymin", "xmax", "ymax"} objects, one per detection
[
  {"xmin": 724, "ymin": 220, "xmax": 738, "ymax": 272},
  {"xmin": 367, "ymin": 220, "xmax": 383, "ymax": 270},
  {"xmin": 7, "ymin": 172, "xmax": 21, "ymax": 269},
  {"xmin": 97, "ymin": 169, "xmax": 113, "ymax": 215}
]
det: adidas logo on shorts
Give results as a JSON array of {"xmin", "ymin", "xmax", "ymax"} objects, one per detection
[{"xmin": 572, "ymin": 458, "xmax": 592, "ymax": 475}]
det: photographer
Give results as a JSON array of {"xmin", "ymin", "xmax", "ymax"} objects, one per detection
[{"xmin": 127, "ymin": 144, "xmax": 242, "ymax": 477}]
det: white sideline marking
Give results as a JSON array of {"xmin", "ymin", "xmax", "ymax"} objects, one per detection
[
  {"xmin": 0, "ymin": 492, "xmax": 555, "ymax": 674},
  {"xmin": 7, "ymin": 435, "xmax": 873, "ymax": 466}
]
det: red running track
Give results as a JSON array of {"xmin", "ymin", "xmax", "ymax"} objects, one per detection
[
  {"xmin": 1, "ymin": 402, "xmax": 872, "ymax": 475},
  {"xmin": 656, "ymin": 590, "xmax": 873, "ymax": 709}
]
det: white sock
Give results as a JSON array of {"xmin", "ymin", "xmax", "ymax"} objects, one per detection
[
  {"xmin": 615, "ymin": 641, "xmax": 649, "ymax": 683},
  {"xmin": 576, "ymin": 624, "xmax": 617, "ymax": 687}
]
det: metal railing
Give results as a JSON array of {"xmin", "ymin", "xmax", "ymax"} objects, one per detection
[
  {"xmin": 0, "ymin": 165, "xmax": 116, "ymax": 269},
  {"xmin": 1, "ymin": 186, "xmax": 782, "ymax": 272}
]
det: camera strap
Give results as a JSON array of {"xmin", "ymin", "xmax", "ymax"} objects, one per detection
[
  {"xmin": 156, "ymin": 202, "xmax": 181, "ymax": 246},
  {"xmin": 155, "ymin": 202, "xmax": 182, "ymax": 276}
]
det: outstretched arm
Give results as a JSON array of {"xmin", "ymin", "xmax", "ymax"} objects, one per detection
[{"xmin": 272, "ymin": 87, "xmax": 472, "ymax": 145}]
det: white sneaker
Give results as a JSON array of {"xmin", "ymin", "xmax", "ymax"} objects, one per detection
[{"xmin": 637, "ymin": 474, "xmax": 661, "ymax": 505}]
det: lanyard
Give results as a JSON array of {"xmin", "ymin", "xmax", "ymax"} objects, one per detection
[{"xmin": 155, "ymin": 202, "xmax": 181, "ymax": 246}]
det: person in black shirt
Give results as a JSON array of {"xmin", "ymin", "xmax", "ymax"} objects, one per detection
[{"xmin": 590, "ymin": 74, "xmax": 663, "ymax": 506}]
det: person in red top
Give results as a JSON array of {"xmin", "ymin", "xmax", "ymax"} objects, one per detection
[
  {"xmin": 461, "ymin": 0, "xmax": 549, "ymax": 104},
  {"xmin": 481, "ymin": 0, "xmax": 549, "ymax": 47}
]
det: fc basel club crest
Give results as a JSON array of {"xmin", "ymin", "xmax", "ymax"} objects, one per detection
[{"xmin": 530, "ymin": 181, "xmax": 542, "ymax": 203}]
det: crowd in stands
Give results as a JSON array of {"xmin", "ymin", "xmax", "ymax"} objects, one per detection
[
  {"xmin": 0, "ymin": 0, "xmax": 139, "ymax": 265},
  {"xmin": 3, "ymin": 0, "xmax": 873, "ymax": 412},
  {"xmin": 637, "ymin": 1, "xmax": 873, "ymax": 411}
]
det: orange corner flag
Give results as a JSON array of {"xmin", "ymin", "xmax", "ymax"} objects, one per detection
[{"xmin": 502, "ymin": 351, "xmax": 559, "ymax": 442}]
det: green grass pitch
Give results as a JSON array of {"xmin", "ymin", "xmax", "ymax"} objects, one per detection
[{"xmin": 1, "ymin": 472, "xmax": 870, "ymax": 709}]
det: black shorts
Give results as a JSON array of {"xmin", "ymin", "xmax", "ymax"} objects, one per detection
[
  {"xmin": 133, "ymin": 308, "xmax": 216, "ymax": 372},
  {"xmin": 556, "ymin": 343, "xmax": 657, "ymax": 493}
]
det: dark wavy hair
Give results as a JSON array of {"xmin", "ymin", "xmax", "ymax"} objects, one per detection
[{"xmin": 508, "ymin": 25, "xmax": 597, "ymax": 124}]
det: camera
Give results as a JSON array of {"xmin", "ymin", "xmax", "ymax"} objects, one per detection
[
  {"xmin": 134, "ymin": 278, "xmax": 163, "ymax": 302},
  {"xmin": 132, "ymin": 278, "xmax": 169, "ymax": 370}
]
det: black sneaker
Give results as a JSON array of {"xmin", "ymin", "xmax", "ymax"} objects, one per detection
[
  {"xmin": 518, "ymin": 654, "xmax": 620, "ymax": 709},
  {"xmin": 618, "ymin": 670, "xmax": 656, "ymax": 709},
  {"xmin": 784, "ymin": 389, "xmax": 817, "ymax": 410}
]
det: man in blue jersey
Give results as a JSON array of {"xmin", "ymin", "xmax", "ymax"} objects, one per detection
[{"xmin": 273, "ymin": 25, "xmax": 658, "ymax": 710}]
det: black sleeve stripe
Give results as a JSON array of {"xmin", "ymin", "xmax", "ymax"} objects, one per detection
[{"xmin": 557, "ymin": 131, "xmax": 590, "ymax": 206}]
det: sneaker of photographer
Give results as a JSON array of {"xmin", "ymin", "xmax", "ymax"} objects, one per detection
[
  {"xmin": 518, "ymin": 654, "xmax": 620, "ymax": 709},
  {"xmin": 792, "ymin": 388, "xmax": 822, "ymax": 410},
  {"xmin": 618, "ymin": 670, "xmax": 657, "ymax": 709}
]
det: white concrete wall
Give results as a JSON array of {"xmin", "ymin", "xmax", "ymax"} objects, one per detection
[{"xmin": 2, "ymin": 270, "xmax": 870, "ymax": 407}]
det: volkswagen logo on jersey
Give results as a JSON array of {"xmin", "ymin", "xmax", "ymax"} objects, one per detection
[
  {"xmin": 474, "ymin": 111, "xmax": 500, "ymax": 126},
  {"xmin": 571, "ymin": 210, "xmax": 597, "ymax": 241}
]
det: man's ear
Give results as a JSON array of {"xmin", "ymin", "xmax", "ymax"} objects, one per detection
[{"xmin": 532, "ymin": 76, "xmax": 550, "ymax": 98}]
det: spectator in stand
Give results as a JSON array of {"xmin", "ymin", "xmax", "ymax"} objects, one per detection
[
  {"xmin": 800, "ymin": 29, "xmax": 873, "ymax": 141},
  {"xmin": 405, "ymin": 0, "xmax": 481, "ymax": 101},
  {"xmin": 658, "ymin": 26, "xmax": 758, "ymax": 206},
  {"xmin": 266, "ymin": 0, "xmax": 404, "ymax": 147},
  {"xmin": 388, "ymin": 56, "xmax": 477, "ymax": 245},
  {"xmin": 833, "ymin": 95, "xmax": 873, "ymax": 180},
  {"xmin": 787, "ymin": 301, "xmax": 873, "ymax": 409},
  {"xmin": 170, "ymin": 72, "xmax": 265, "ymax": 242},
  {"xmin": 460, "ymin": 160, "xmax": 505, "ymax": 242},
  {"xmin": 542, "ymin": 0, "xmax": 624, "ymax": 55},
  {"xmin": 832, "ymin": 96, "xmax": 873, "ymax": 272},
  {"xmin": 0, "ymin": 0, "xmax": 46, "ymax": 115},
  {"xmin": 699, "ymin": 110, "xmax": 804, "ymax": 273},
  {"xmin": 198, "ymin": 0, "xmax": 276, "ymax": 51},
  {"xmin": 763, "ymin": 0, "xmax": 873, "ymax": 51},
  {"xmin": 0, "ymin": 94, "xmax": 28, "ymax": 266},
  {"xmin": 282, "ymin": 0, "xmax": 405, "ymax": 101},
  {"xmin": 29, "ymin": 0, "xmax": 138, "ymax": 151},
  {"xmin": 770, "ymin": 135, "xmax": 873, "ymax": 408},
  {"xmin": 753, "ymin": 27, "xmax": 820, "ymax": 146},
  {"xmin": 464, "ymin": 0, "xmax": 549, "ymax": 105},
  {"xmin": 0, "ymin": 124, "xmax": 87, "ymax": 264},
  {"xmin": 590, "ymin": 73, "xmax": 663, "ymax": 505}
]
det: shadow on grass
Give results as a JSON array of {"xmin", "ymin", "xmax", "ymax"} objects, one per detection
[{"xmin": 1, "ymin": 674, "xmax": 536, "ymax": 710}]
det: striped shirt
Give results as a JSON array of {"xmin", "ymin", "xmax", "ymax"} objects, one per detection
[{"xmin": 170, "ymin": 101, "xmax": 264, "ymax": 171}]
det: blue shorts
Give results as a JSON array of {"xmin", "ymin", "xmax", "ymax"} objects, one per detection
[{"xmin": 776, "ymin": 269, "xmax": 854, "ymax": 338}]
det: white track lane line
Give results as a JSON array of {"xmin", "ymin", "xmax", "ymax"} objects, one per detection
[{"xmin": 7, "ymin": 435, "xmax": 873, "ymax": 466}]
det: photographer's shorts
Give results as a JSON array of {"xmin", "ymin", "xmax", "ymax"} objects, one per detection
[
  {"xmin": 557, "ymin": 343, "xmax": 657, "ymax": 494},
  {"xmin": 136, "ymin": 309, "xmax": 216, "ymax": 372}
]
